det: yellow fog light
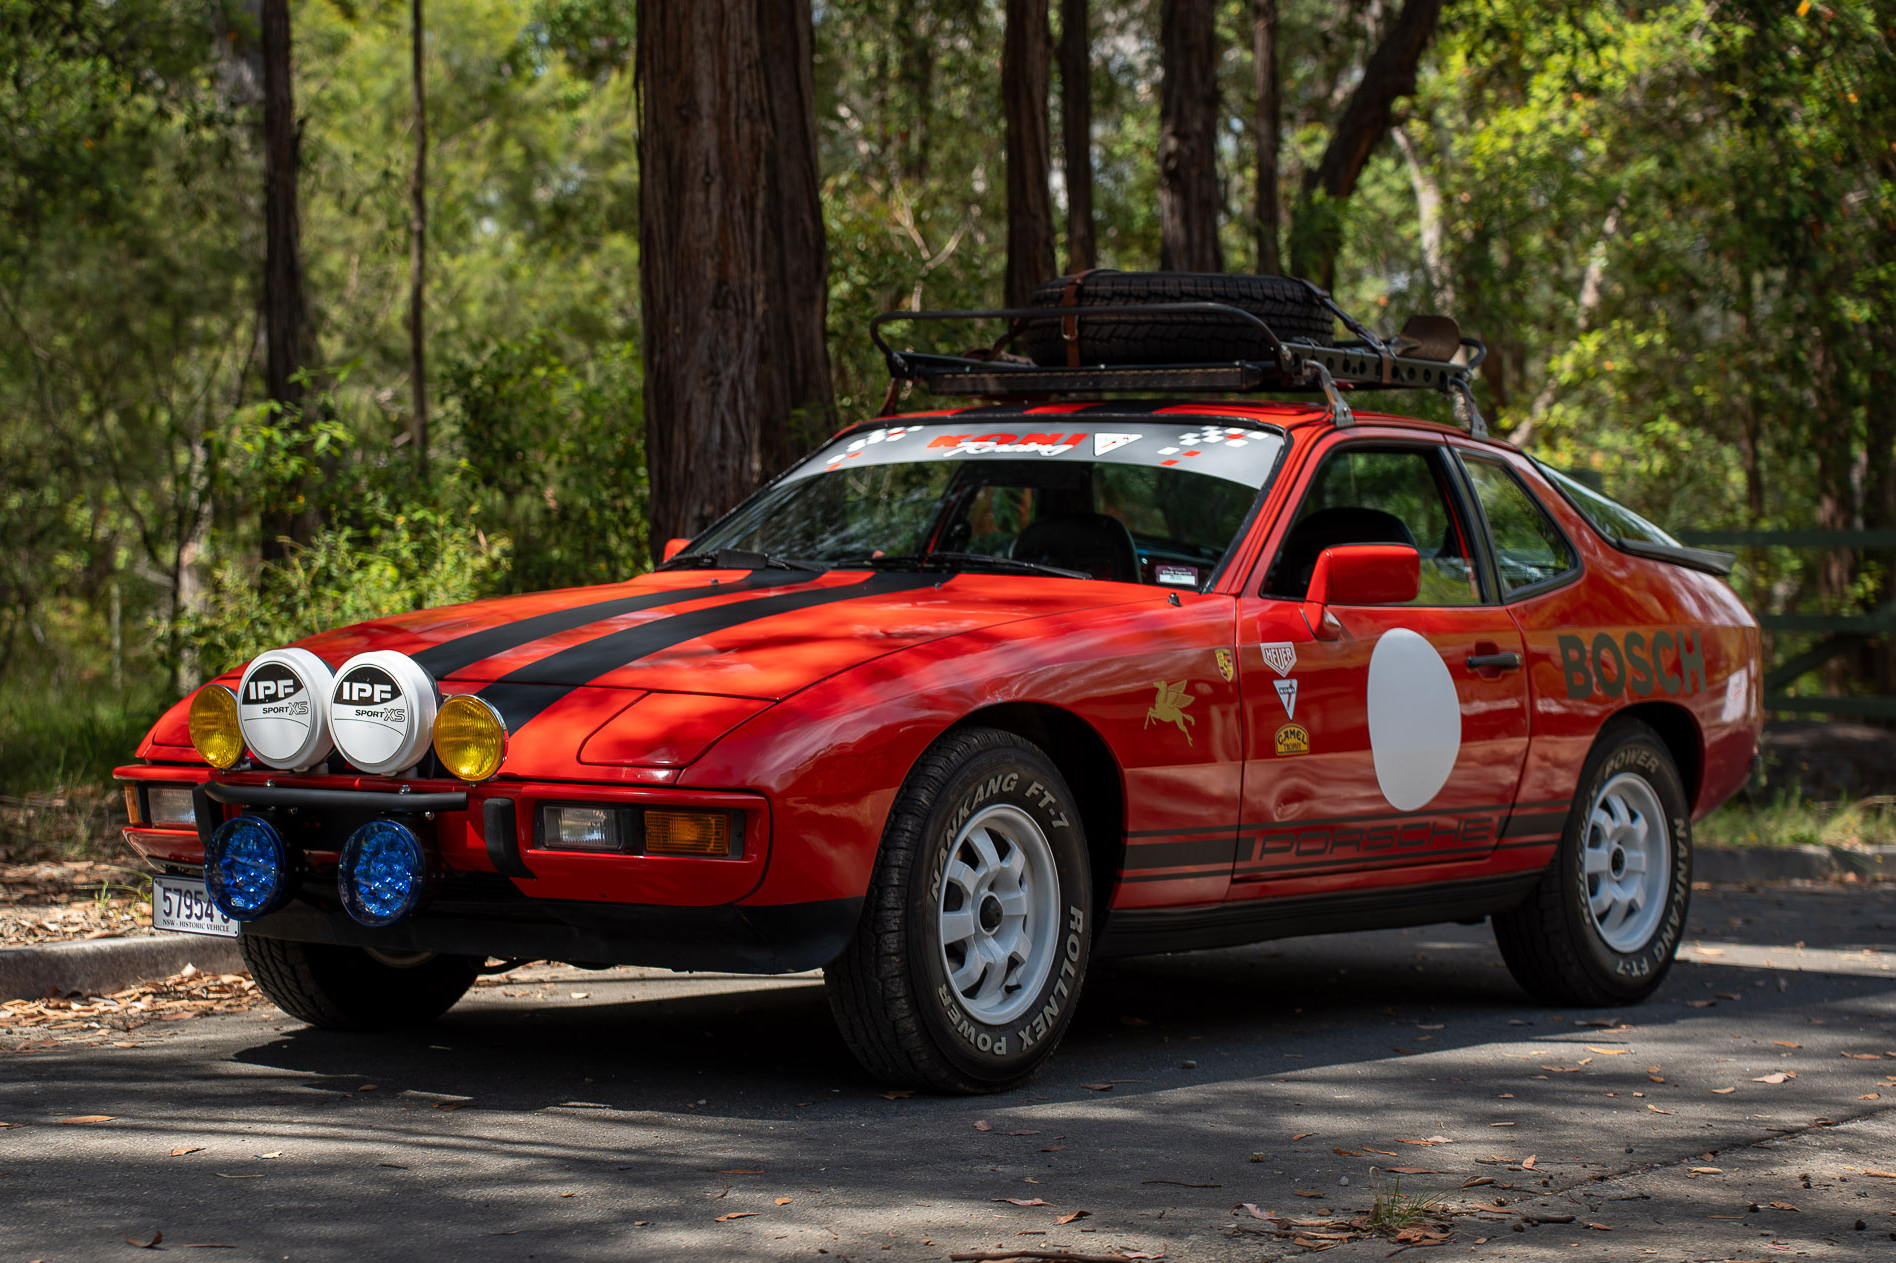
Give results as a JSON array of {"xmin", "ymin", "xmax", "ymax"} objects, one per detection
[
  {"xmin": 188, "ymin": 684, "xmax": 244, "ymax": 770},
  {"xmin": 644, "ymin": 809, "xmax": 733, "ymax": 857},
  {"xmin": 432, "ymin": 694, "xmax": 507, "ymax": 782}
]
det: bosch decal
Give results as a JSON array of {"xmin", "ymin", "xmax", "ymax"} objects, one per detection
[{"xmin": 1558, "ymin": 629, "xmax": 1705, "ymax": 700}]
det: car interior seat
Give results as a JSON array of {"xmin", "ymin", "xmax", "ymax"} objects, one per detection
[
  {"xmin": 1012, "ymin": 512, "xmax": 1141, "ymax": 582},
  {"xmin": 1269, "ymin": 506, "xmax": 1417, "ymax": 598}
]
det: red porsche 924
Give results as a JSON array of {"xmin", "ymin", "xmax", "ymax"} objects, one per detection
[{"xmin": 118, "ymin": 273, "xmax": 1761, "ymax": 1091}]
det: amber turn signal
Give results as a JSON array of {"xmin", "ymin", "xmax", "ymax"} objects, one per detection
[
  {"xmin": 188, "ymin": 684, "xmax": 244, "ymax": 770},
  {"xmin": 644, "ymin": 809, "xmax": 733, "ymax": 857}
]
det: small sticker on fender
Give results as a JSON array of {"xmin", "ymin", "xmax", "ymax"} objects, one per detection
[{"xmin": 1275, "ymin": 723, "xmax": 1310, "ymax": 756}]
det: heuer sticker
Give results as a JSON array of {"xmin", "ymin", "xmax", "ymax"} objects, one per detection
[
  {"xmin": 1215, "ymin": 648, "xmax": 1235, "ymax": 683},
  {"xmin": 1092, "ymin": 433, "xmax": 1141, "ymax": 455},
  {"xmin": 1143, "ymin": 681, "xmax": 1196, "ymax": 746},
  {"xmin": 1275, "ymin": 723, "xmax": 1310, "ymax": 756},
  {"xmin": 1274, "ymin": 677, "xmax": 1298, "ymax": 719},
  {"xmin": 1260, "ymin": 642, "xmax": 1297, "ymax": 677}
]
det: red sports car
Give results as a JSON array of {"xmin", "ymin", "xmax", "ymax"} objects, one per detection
[{"xmin": 118, "ymin": 275, "xmax": 1760, "ymax": 1091}]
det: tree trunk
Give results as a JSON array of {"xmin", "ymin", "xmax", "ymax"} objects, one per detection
[
  {"xmin": 1391, "ymin": 124, "xmax": 1448, "ymax": 308},
  {"xmin": 408, "ymin": 0, "xmax": 428, "ymax": 474},
  {"xmin": 1251, "ymin": 0, "xmax": 1280, "ymax": 274},
  {"xmin": 1059, "ymin": 0, "xmax": 1096, "ymax": 273},
  {"xmin": 259, "ymin": 0, "xmax": 313, "ymax": 559},
  {"xmin": 638, "ymin": 0, "xmax": 836, "ymax": 556},
  {"xmin": 1004, "ymin": 0, "xmax": 1057, "ymax": 305},
  {"xmin": 1289, "ymin": 0, "xmax": 1444, "ymax": 288},
  {"xmin": 1158, "ymin": 0, "xmax": 1221, "ymax": 272}
]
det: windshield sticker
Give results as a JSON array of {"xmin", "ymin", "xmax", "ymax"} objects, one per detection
[
  {"xmin": 790, "ymin": 419, "xmax": 1284, "ymax": 488},
  {"xmin": 1155, "ymin": 564, "xmax": 1199, "ymax": 587}
]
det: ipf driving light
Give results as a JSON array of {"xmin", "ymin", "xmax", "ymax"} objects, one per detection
[
  {"xmin": 188, "ymin": 684, "xmax": 244, "ymax": 770},
  {"xmin": 338, "ymin": 820, "xmax": 435, "ymax": 927},
  {"xmin": 204, "ymin": 816, "xmax": 293, "ymax": 921}
]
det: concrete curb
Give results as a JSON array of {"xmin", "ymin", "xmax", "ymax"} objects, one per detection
[
  {"xmin": 1697, "ymin": 844, "xmax": 1896, "ymax": 884},
  {"xmin": 0, "ymin": 934, "xmax": 243, "ymax": 1001}
]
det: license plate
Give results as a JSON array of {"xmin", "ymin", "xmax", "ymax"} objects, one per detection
[{"xmin": 151, "ymin": 876, "xmax": 238, "ymax": 938}]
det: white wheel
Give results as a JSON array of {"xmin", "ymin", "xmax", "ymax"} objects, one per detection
[
  {"xmin": 935, "ymin": 804, "xmax": 1061, "ymax": 1026},
  {"xmin": 1582, "ymin": 772, "xmax": 1671, "ymax": 953}
]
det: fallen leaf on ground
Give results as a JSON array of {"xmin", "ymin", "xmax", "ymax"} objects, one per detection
[
  {"xmin": 993, "ymin": 1198, "xmax": 1048, "ymax": 1207},
  {"xmin": 713, "ymin": 1212, "xmax": 757, "ymax": 1221},
  {"xmin": 1586, "ymin": 1222, "xmax": 1611, "ymax": 1231},
  {"xmin": 58, "ymin": 1115, "xmax": 114, "ymax": 1124},
  {"xmin": 1054, "ymin": 1210, "xmax": 1090, "ymax": 1225},
  {"xmin": 127, "ymin": 1231, "xmax": 163, "ymax": 1248},
  {"xmin": 1773, "ymin": 1041, "xmax": 1801, "ymax": 1049},
  {"xmin": 1292, "ymin": 1131, "xmax": 1316, "ymax": 1140},
  {"xmin": 1860, "ymin": 1093, "xmax": 1881, "ymax": 1100},
  {"xmin": 168, "ymin": 1147, "xmax": 202, "ymax": 1157},
  {"xmin": 1238, "ymin": 1203, "xmax": 1274, "ymax": 1219},
  {"xmin": 568, "ymin": 992, "xmax": 589, "ymax": 999},
  {"xmin": 1767, "ymin": 1201, "xmax": 1798, "ymax": 1211},
  {"xmin": 1586, "ymin": 1047, "xmax": 1629, "ymax": 1055},
  {"xmin": 1861, "ymin": 1169, "xmax": 1896, "ymax": 1179},
  {"xmin": 1647, "ymin": 1104, "xmax": 1674, "ymax": 1114},
  {"xmin": 714, "ymin": 1169, "xmax": 763, "ymax": 1174},
  {"xmin": 1521, "ymin": 1155, "xmax": 1537, "ymax": 1169},
  {"xmin": 1712, "ymin": 1087, "xmax": 1736, "ymax": 1094},
  {"xmin": 1752, "ymin": 1073, "xmax": 1792, "ymax": 1084},
  {"xmin": 974, "ymin": 1120, "xmax": 993, "ymax": 1131},
  {"xmin": 1689, "ymin": 1167, "xmax": 1722, "ymax": 1174},
  {"xmin": 212, "ymin": 1173, "xmax": 262, "ymax": 1179},
  {"xmin": 433, "ymin": 1101, "xmax": 469, "ymax": 1111},
  {"xmin": 879, "ymin": 1089, "xmax": 915, "ymax": 1100},
  {"xmin": 1334, "ymin": 1148, "xmax": 1361, "ymax": 1157},
  {"xmin": 1686, "ymin": 999, "xmax": 1716, "ymax": 1008},
  {"xmin": 256, "ymin": 1152, "xmax": 281, "ymax": 1159},
  {"xmin": 1648, "ymin": 1074, "xmax": 1666, "ymax": 1083},
  {"xmin": 1080, "ymin": 1083, "xmax": 1113, "ymax": 1091},
  {"xmin": 1363, "ymin": 1148, "xmax": 1399, "ymax": 1157},
  {"xmin": 1293, "ymin": 1190, "xmax": 1325, "ymax": 1197},
  {"xmin": 1385, "ymin": 1167, "xmax": 1446, "ymax": 1175},
  {"xmin": 1462, "ymin": 1177, "xmax": 1494, "ymax": 1189},
  {"xmin": 1843, "ymin": 1053, "xmax": 1883, "ymax": 1060}
]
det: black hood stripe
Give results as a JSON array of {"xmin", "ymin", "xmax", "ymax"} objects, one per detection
[
  {"xmin": 478, "ymin": 571, "xmax": 938, "ymax": 732},
  {"xmin": 409, "ymin": 573, "xmax": 802, "ymax": 680}
]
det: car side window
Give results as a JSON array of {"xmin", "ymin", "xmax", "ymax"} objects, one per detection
[
  {"xmin": 1263, "ymin": 445, "xmax": 1480, "ymax": 606},
  {"xmin": 1463, "ymin": 458, "xmax": 1579, "ymax": 597}
]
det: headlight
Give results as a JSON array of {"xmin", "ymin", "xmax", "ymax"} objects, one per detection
[
  {"xmin": 541, "ymin": 805, "xmax": 624, "ymax": 852},
  {"xmin": 432, "ymin": 694, "xmax": 507, "ymax": 782},
  {"xmin": 188, "ymin": 685, "xmax": 244, "ymax": 769},
  {"xmin": 146, "ymin": 786, "xmax": 198, "ymax": 828}
]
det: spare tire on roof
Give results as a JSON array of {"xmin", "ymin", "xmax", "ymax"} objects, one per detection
[{"xmin": 1020, "ymin": 271, "xmax": 1335, "ymax": 368}]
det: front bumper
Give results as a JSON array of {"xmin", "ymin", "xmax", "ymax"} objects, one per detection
[{"xmin": 115, "ymin": 766, "xmax": 842, "ymax": 973}]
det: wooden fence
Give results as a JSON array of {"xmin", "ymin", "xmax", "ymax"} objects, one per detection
[{"xmin": 1676, "ymin": 528, "xmax": 1896, "ymax": 719}]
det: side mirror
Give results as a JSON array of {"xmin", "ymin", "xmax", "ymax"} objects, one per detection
[
  {"xmin": 661, "ymin": 537, "xmax": 692, "ymax": 563},
  {"xmin": 1303, "ymin": 544, "xmax": 1420, "ymax": 638}
]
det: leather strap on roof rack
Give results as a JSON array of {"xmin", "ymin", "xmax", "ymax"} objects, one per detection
[{"xmin": 1058, "ymin": 268, "xmax": 1101, "ymax": 369}]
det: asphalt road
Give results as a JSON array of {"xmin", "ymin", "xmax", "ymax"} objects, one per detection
[{"xmin": 4, "ymin": 883, "xmax": 1894, "ymax": 1262}]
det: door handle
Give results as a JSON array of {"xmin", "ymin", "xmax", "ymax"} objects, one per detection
[{"xmin": 1465, "ymin": 652, "xmax": 1522, "ymax": 671}]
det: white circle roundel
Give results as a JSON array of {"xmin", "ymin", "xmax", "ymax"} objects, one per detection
[
  {"xmin": 237, "ymin": 647, "xmax": 336, "ymax": 771},
  {"xmin": 329, "ymin": 650, "xmax": 439, "ymax": 776},
  {"xmin": 1366, "ymin": 628, "xmax": 1462, "ymax": 811}
]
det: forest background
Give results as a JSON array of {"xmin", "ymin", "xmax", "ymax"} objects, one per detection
[{"xmin": 2, "ymin": 0, "xmax": 1893, "ymax": 825}]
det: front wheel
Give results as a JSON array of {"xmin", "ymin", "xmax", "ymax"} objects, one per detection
[
  {"xmin": 240, "ymin": 937, "xmax": 479, "ymax": 1030},
  {"xmin": 1493, "ymin": 719, "xmax": 1692, "ymax": 1006},
  {"xmin": 825, "ymin": 728, "xmax": 1093, "ymax": 1093}
]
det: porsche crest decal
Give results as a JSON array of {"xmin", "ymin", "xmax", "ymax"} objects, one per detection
[
  {"xmin": 1144, "ymin": 680, "xmax": 1196, "ymax": 746},
  {"xmin": 1215, "ymin": 648, "xmax": 1235, "ymax": 682}
]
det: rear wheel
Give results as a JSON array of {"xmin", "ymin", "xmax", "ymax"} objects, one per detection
[
  {"xmin": 825, "ymin": 728, "xmax": 1093, "ymax": 1093},
  {"xmin": 240, "ymin": 936, "xmax": 478, "ymax": 1030},
  {"xmin": 1493, "ymin": 719, "xmax": 1692, "ymax": 1005}
]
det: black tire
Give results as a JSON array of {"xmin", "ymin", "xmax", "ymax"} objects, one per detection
[
  {"xmin": 1020, "ymin": 271, "xmax": 1334, "ymax": 367},
  {"xmin": 1493, "ymin": 719, "xmax": 1692, "ymax": 1006},
  {"xmin": 240, "ymin": 936, "xmax": 479, "ymax": 1031},
  {"xmin": 824, "ymin": 727, "xmax": 1093, "ymax": 1093}
]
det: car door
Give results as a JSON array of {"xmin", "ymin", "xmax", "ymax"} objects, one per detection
[{"xmin": 1230, "ymin": 438, "xmax": 1532, "ymax": 890}]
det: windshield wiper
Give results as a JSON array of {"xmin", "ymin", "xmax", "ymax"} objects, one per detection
[
  {"xmin": 862, "ymin": 551, "xmax": 1092, "ymax": 580},
  {"xmin": 659, "ymin": 549, "xmax": 823, "ymax": 573}
]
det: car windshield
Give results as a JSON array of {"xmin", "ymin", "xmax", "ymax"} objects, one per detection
[{"xmin": 687, "ymin": 418, "xmax": 1287, "ymax": 588}]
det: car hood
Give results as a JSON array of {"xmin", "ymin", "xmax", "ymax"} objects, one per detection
[{"xmin": 290, "ymin": 568, "xmax": 1151, "ymax": 711}]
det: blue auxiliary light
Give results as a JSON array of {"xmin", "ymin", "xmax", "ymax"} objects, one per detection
[
  {"xmin": 205, "ymin": 816, "xmax": 293, "ymax": 921},
  {"xmin": 338, "ymin": 819, "xmax": 435, "ymax": 927}
]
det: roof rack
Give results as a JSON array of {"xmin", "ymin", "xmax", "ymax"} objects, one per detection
[{"xmin": 869, "ymin": 292, "xmax": 1491, "ymax": 437}]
